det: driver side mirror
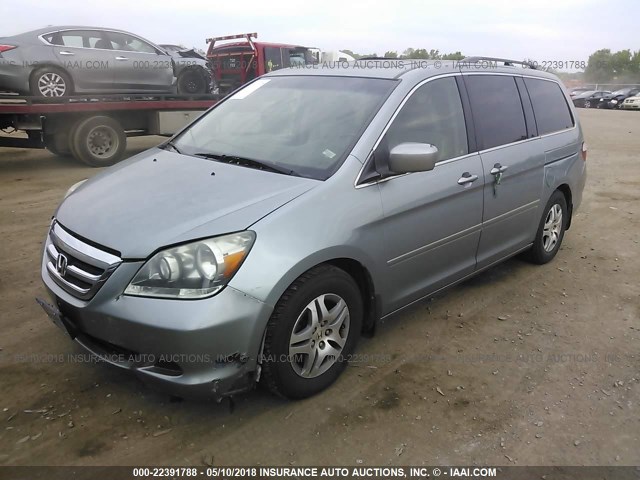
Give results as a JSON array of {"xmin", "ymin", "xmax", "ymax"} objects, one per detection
[{"xmin": 388, "ymin": 142, "xmax": 439, "ymax": 174}]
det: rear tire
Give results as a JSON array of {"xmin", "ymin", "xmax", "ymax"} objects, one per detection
[
  {"xmin": 70, "ymin": 116, "xmax": 126, "ymax": 167},
  {"xmin": 260, "ymin": 265, "xmax": 363, "ymax": 399},
  {"xmin": 525, "ymin": 190, "xmax": 568, "ymax": 265},
  {"xmin": 44, "ymin": 133, "xmax": 71, "ymax": 156},
  {"xmin": 30, "ymin": 67, "xmax": 73, "ymax": 97}
]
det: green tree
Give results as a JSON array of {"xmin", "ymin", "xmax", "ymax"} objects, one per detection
[{"xmin": 384, "ymin": 51, "xmax": 398, "ymax": 58}]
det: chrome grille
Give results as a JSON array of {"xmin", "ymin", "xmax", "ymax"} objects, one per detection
[{"xmin": 45, "ymin": 222, "xmax": 121, "ymax": 300}]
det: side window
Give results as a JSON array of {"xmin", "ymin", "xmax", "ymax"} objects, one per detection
[
  {"xmin": 465, "ymin": 75, "xmax": 527, "ymax": 150},
  {"xmin": 264, "ymin": 47, "xmax": 282, "ymax": 72},
  {"xmin": 107, "ymin": 32, "xmax": 157, "ymax": 54},
  {"xmin": 385, "ymin": 77, "xmax": 468, "ymax": 162},
  {"xmin": 524, "ymin": 78, "xmax": 574, "ymax": 135},
  {"xmin": 84, "ymin": 31, "xmax": 111, "ymax": 50},
  {"xmin": 59, "ymin": 31, "xmax": 85, "ymax": 48}
]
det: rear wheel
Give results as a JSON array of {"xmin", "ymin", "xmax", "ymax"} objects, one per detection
[
  {"xmin": 260, "ymin": 265, "xmax": 362, "ymax": 399},
  {"xmin": 30, "ymin": 67, "xmax": 72, "ymax": 97},
  {"xmin": 70, "ymin": 116, "xmax": 126, "ymax": 167},
  {"xmin": 525, "ymin": 190, "xmax": 568, "ymax": 264},
  {"xmin": 44, "ymin": 133, "xmax": 71, "ymax": 156}
]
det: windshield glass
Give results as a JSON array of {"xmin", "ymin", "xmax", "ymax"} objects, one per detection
[{"xmin": 173, "ymin": 76, "xmax": 397, "ymax": 180}]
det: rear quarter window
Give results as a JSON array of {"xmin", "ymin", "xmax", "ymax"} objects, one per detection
[
  {"xmin": 524, "ymin": 78, "xmax": 574, "ymax": 135},
  {"xmin": 465, "ymin": 75, "xmax": 528, "ymax": 150}
]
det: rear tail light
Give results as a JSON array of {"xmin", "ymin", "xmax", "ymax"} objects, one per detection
[
  {"xmin": 581, "ymin": 142, "xmax": 587, "ymax": 161},
  {"xmin": 0, "ymin": 44, "xmax": 17, "ymax": 53}
]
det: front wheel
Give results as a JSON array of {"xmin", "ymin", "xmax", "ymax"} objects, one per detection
[
  {"xmin": 525, "ymin": 190, "xmax": 568, "ymax": 264},
  {"xmin": 260, "ymin": 265, "xmax": 363, "ymax": 399},
  {"xmin": 177, "ymin": 69, "xmax": 207, "ymax": 94},
  {"xmin": 584, "ymin": 100, "xmax": 591, "ymax": 108}
]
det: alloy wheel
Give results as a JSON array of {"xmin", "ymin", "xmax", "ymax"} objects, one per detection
[
  {"xmin": 542, "ymin": 204, "xmax": 563, "ymax": 252},
  {"xmin": 38, "ymin": 72, "xmax": 67, "ymax": 97}
]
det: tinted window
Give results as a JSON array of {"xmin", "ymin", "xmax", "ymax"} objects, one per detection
[
  {"xmin": 524, "ymin": 78, "xmax": 574, "ymax": 135},
  {"xmin": 385, "ymin": 77, "xmax": 468, "ymax": 161},
  {"xmin": 465, "ymin": 75, "xmax": 527, "ymax": 149}
]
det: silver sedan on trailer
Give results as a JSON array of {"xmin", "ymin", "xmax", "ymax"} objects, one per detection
[{"xmin": 0, "ymin": 26, "xmax": 211, "ymax": 96}]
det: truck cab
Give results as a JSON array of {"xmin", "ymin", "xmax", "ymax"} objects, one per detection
[{"xmin": 206, "ymin": 33, "xmax": 316, "ymax": 94}]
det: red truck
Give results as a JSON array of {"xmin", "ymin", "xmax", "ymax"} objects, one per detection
[{"xmin": 206, "ymin": 33, "xmax": 316, "ymax": 94}]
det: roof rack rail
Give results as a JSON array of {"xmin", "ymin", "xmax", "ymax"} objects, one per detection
[{"xmin": 461, "ymin": 56, "xmax": 537, "ymax": 69}]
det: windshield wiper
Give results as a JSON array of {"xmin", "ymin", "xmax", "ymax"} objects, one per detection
[
  {"xmin": 161, "ymin": 141, "xmax": 182, "ymax": 154},
  {"xmin": 192, "ymin": 152, "xmax": 297, "ymax": 176}
]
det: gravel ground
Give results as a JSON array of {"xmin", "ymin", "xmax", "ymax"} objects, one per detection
[{"xmin": 0, "ymin": 108, "xmax": 638, "ymax": 466}]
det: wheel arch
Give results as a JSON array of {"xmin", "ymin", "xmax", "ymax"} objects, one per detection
[
  {"xmin": 556, "ymin": 183, "xmax": 573, "ymax": 229},
  {"xmin": 253, "ymin": 250, "xmax": 381, "ymax": 338}
]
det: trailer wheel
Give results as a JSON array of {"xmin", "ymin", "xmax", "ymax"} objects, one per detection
[
  {"xmin": 71, "ymin": 116, "xmax": 126, "ymax": 167},
  {"xmin": 44, "ymin": 133, "xmax": 71, "ymax": 156}
]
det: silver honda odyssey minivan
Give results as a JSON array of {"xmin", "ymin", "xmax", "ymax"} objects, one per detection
[{"xmin": 39, "ymin": 59, "xmax": 587, "ymax": 400}]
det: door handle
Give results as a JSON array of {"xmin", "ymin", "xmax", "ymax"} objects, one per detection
[
  {"xmin": 115, "ymin": 56, "xmax": 129, "ymax": 61},
  {"xmin": 490, "ymin": 163, "xmax": 509, "ymax": 175},
  {"xmin": 58, "ymin": 51, "xmax": 75, "ymax": 56},
  {"xmin": 457, "ymin": 172, "xmax": 479, "ymax": 185}
]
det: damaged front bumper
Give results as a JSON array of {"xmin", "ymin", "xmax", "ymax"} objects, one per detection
[{"xmin": 40, "ymin": 256, "xmax": 272, "ymax": 400}]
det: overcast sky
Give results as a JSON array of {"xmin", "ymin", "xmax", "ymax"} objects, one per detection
[{"xmin": 1, "ymin": 0, "xmax": 637, "ymax": 64}]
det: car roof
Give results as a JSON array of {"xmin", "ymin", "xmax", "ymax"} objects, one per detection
[
  {"xmin": 14, "ymin": 26, "xmax": 139, "ymax": 36},
  {"xmin": 266, "ymin": 59, "xmax": 562, "ymax": 83}
]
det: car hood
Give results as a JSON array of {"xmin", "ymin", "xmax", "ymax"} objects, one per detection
[{"xmin": 55, "ymin": 149, "xmax": 318, "ymax": 259}]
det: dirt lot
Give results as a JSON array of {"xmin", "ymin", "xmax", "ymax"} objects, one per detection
[{"xmin": 0, "ymin": 109, "xmax": 638, "ymax": 467}]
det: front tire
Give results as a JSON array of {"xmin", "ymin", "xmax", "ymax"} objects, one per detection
[
  {"xmin": 526, "ymin": 190, "xmax": 568, "ymax": 264},
  {"xmin": 177, "ymin": 69, "xmax": 207, "ymax": 94},
  {"xmin": 260, "ymin": 265, "xmax": 363, "ymax": 399}
]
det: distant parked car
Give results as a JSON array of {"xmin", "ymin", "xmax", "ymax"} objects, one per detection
[
  {"xmin": 620, "ymin": 94, "xmax": 640, "ymax": 110},
  {"xmin": 0, "ymin": 26, "xmax": 210, "ymax": 97},
  {"xmin": 572, "ymin": 90, "xmax": 611, "ymax": 108},
  {"xmin": 597, "ymin": 87, "xmax": 640, "ymax": 109},
  {"xmin": 159, "ymin": 44, "xmax": 214, "ymax": 94},
  {"xmin": 569, "ymin": 87, "xmax": 592, "ymax": 98}
]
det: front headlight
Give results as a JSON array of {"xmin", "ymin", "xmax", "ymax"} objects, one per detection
[
  {"xmin": 611, "ymin": 99, "xmax": 618, "ymax": 104},
  {"xmin": 124, "ymin": 231, "xmax": 255, "ymax": 299}
]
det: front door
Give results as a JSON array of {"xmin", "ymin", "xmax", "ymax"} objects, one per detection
[
  {"xmin": 105, "ymin": 31, "xmax": 174, "ymax": 92},
  {"xmin": 376, "ymin": 76, "xmax": 484, "ymax": 313}
]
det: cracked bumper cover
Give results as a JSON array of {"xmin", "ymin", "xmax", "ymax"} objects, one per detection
[{"xmin": 41, "ymin": 258, "xmax": 273, "ymax": 400}]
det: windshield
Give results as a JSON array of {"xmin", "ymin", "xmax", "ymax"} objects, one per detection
[{"xmin": 173, "ymin": 76, "xmax": 396, "ymax": 180}]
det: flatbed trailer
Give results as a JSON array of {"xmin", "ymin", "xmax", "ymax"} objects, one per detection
[{"xmin": 0, "ymin": 93, "xmax": 220, "ymax": 166}]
